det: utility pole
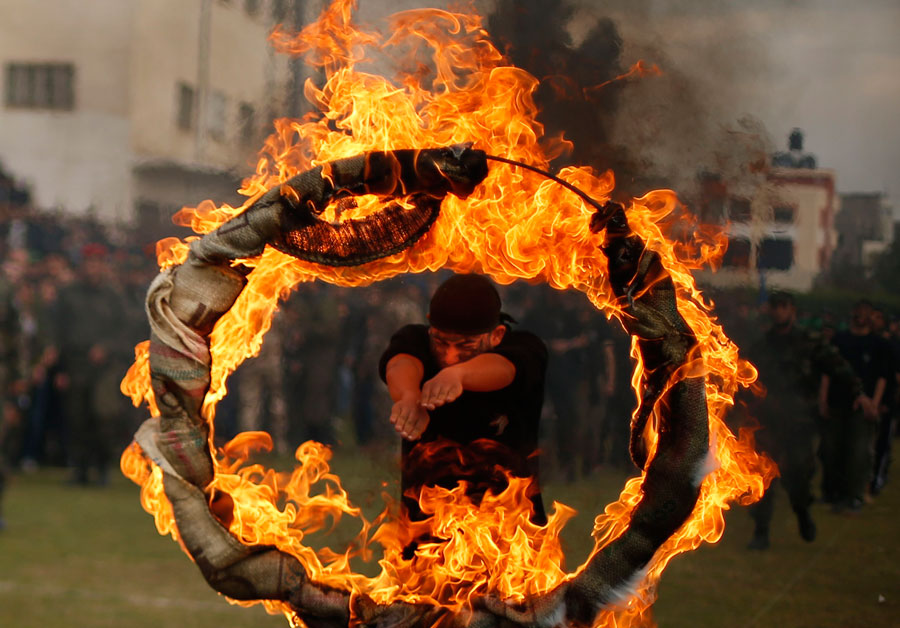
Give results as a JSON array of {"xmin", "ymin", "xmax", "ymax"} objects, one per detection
[{"xmin": 195, "ymin": 0, "xmax": 212, "ymax": 162}]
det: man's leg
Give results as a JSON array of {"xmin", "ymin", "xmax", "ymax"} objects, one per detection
[
  {"xmin": 818, "ymin": 413, "xmax": 840, "ymax": 504},
  {"xmin": 781, "ymin": 423, "xmax": 817, "ymax": 541},
  {"xmin": 549, "ymin": 380, "xmax": 579, "ymax": 482},
  {"xmin": 870, "ymin": 406, "xmax": 894, "ymax": 495},
  {"xmin": 748, "ymin": 477, "xmax": 777, "ymax": 550},
  {"xmin": 64, "ymin": 382, "xmax": 92, "ymax": 485},
  {"xmin": 846, "ymin": 409, "xmax": 877, "ymax": 509}
]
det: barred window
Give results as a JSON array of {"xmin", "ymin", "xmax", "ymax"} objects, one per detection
[
  {"xmin": 238, "ymin": 102, "xmax": 255, "ymax": 145},
  {"xmin": 244, "ymin": 0, "xmax": 261, "ymax": 17},
  {"xmin": 723, "ymin": 238, "xmax": 751, "ymax": 268},
  {"xmin": 5, "ymin": 63, "xmax": 75, "ymax": 110},
  {"xmin": 176, "ymin": 82, "xmax": 195, "ymax": 130},
  {"xmin": 757, "ymin": 238, "xmax": 794, "ymax": 270},
  {"xmin": 773, "ymin": 205, "xmax": 795, "ymax": 224},
  {"xmin": 728, "ymin": 197, "xmax": 752, "ymax": 223},
  {"xmin": 271, "ymin": 0, "xmax": 288, "ymax": 22}
]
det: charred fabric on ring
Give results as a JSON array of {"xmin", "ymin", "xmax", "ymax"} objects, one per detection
[
  {"xmin": 132, "ymin": 150, "xmax": 710, "ymax": 627},
  {"xmin": 244, "ymin": 144, "xmax": 487, "ymax": 266}
]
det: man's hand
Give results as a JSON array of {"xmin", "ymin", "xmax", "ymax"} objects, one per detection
[
  {"xmin": 390, "ymin": 394, "xmax": 430, "ymax": 441},
  {"xmin": 420, "ymin": 366, "xmax": 464, "ymax": 410},
  {"xmin": 854, "ymin": 394, "xmax": 879, "ymax": 421},
  {"xmin": 88, "ymin": 344, "xmax": 107, "ymax": 365}
]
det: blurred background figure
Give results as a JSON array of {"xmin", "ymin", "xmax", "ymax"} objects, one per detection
[
  {"xmin": 822, "ymin": 300, "xmax": 891, "ymax": 512},
  {"xmin": 744, "ymin": 292, "xmax": 822, "ymax": 550},
  {"xmin": 869, "ymin": 306, "xmax": 899, "ymax": 496},
  {"xmin": 52, "ymin": 244, "xmax": 128, "ymax": 486}
]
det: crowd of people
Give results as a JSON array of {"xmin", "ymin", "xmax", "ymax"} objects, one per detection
[
  {"xmin": 724, "ymin": 293, "xmax": 898, "ymax": 550},
  {"xmin": 0, "ymin": 206, "xmax": 896, "ymax": 551}
]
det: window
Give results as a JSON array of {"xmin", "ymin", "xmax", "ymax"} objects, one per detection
[
  {"xmin": 244, "ymin": 0, "xmax": 261, "ymax": 17},
  {"xmin": 700, "ymin": 197, "xmax": 725, "ymax": 224},
  {"xmin": 723, "ymin": 238, "xmax": 751, "ymax": 268},
  {"xmin": 207, "ymin": 90, "xmax": 227, "ymax": 141},
  {"xmin": 757, "ymin": 238, "xmax": 793, "ymax": 270},
  {"xmin": 271, "ymin": 0, "xmax": 289, "ymax": 22},
  {"xmin": 238, "ymin": 102, "xmax": 255, "ymax": 145},
  {"xmin": 773, "ymin": 205, "xmax": 795, "ymax": 224},
  {"xmin": 728, "ymin": 197, "xmax": 752, "ymax": 223},
  {"xmin": 176, "ymin": 82, "xmax": 195, "ymax": 130},
  {"xmin": 5, "ymin": 63, "xmax": 75, "ymax": 110}
]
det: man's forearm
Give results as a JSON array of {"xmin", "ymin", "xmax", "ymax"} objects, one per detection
[
  {"xmin": 604, "ymin": 344, "xmax": 616, "ymax": 389},
  {"xmin": 818, "ymin": 375, "xmax": 829, "ymax": 411},
  {"xmin": 385, "ymin": 354, "xmax": 424, "ymax": 401},
  {"xmin": 452, "ymin": 353, "xmax": 515, "ymax": 392},
  {"xmin": 873, "ymin": 377, "xmax": 886, "ymax": 409}
]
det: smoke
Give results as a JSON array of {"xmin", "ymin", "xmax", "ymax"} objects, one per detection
[
  {"xmin": 321, "ymin": 0, "xmax": 782, "ymax": 201},
  {"xmin": 484, "ymin": 0, "xmax": 779, "ymax": 199}
]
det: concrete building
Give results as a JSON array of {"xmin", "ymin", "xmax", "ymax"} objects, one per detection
[
  {"xmin": 0, "ymin": 0, "xmax": 318, "ymax": 235},
  {"xmin": 694, "ymin": 129, "xmax": 837, "ymax": 292},
  {"xmin": 833, "ymin": 192, "xmax": 894, "ymax": 275}
]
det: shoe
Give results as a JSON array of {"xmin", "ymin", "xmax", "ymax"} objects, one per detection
[
  {"xmin": 797, "ymin": 510, "xmax": 817, "ymax": 542},
  {"xmin": 869, "ymin": 478, "xmax": 884, "ymax": 496},
  {"xmin": 747, "ymin": 531, "xmax": 770, "ymax": 551}
]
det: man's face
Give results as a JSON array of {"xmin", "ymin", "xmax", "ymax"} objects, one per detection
[
  {"xmin": 852, "ymin": 304, "xmax": 873, "ymax": 328},
  {"xmin": 83, "ymin": 257, "xmax": 107, "ymax": 283},
  {"xmin": 770, "ymin": 302, "xmax": 795, "ymax": 327},
  {"xmin": 428, "ymin": 326, "xmax": 503, "ymax": 368},
  {"xmin": 872, "ymin": 310, "xmax": 887, "ymax": 333}
]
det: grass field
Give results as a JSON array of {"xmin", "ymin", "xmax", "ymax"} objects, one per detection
[{"xmin": 1, "ymin": 447, "xmax": 897, "ymax": 628}]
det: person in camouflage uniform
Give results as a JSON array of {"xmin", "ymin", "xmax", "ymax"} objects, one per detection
[
  {"xmin": 0, "ymin": 256, "xmax": 23, "ymax": 530},
  {"xmin": 52, "ymin": 244, "xmax": 128, "ymax": 486},
  {"xmin": 745, "ymin": 291, "xmax": 862, "ymax": 550}
]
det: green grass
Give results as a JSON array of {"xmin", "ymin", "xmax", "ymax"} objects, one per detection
[{"xmin": 1, "ymin": 451, "xmax": 897, "ymax": 628}]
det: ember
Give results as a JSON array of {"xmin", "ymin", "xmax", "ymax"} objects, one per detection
[{"xmin": 120, "ymin": 1, "xmax": 774, "ymax": 626}]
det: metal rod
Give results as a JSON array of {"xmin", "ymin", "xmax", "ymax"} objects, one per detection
[{"xmin": 483, "ymin": 154, "xmax": 611, "ymax": 216}]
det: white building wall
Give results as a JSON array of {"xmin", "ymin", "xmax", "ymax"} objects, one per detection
[
  {"xmin": 1, "ymin": 0, "xmax": 294, "ymax": 224},
  {"xmin": 130, "ymin": 0, "xmax": 273, "ymax": 170},
  {"xmin": 0, "ymin": 0, "xmax": 136, "ymax": 221}
]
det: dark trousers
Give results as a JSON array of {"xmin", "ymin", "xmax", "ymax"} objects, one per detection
[
  {"xmin": 750, "ymin": 418, "xmax": 815, "ymax": 532},
  {"xmin": 819, "ymin": 406, "xmax": 875, "ymax": 503},
  {"xmin": 547, "ymin": 367, "xmax": 590, "ymax": 479},
  {"xmin": 65, "ymin": 381, "xmax": 114, "ymax": 483},
  {"xmin": 0, "ymin": 453, "xmax": 6, "ymax": 519},
  {"xmin": 871, "ymin": 408, "xmax": 895, "ymax": 491}
]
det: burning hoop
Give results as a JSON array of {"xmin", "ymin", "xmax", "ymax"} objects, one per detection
[{"xmin": 119, "ymin": 2, "xmax": 773, "ymax": 626}]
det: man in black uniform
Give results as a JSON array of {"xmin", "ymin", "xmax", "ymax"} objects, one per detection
[
  {"xmin": 379, "ymin": 274, "xmax": 548, "ymax": 527},
  {"xmin": 869, "ymin": 306, "xmax": 898, "ymax": 495},
  {"xmin": 825, "ymin": 300, "xmax": 891, "ymax": 510}
]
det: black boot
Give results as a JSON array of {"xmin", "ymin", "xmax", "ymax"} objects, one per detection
[
  {"xmin": 747, "ymin": 528, "xmax": 770, "ymax": 550},
  {"xmin": 797, "ymin": 509, "xmax": 817, "ymax": 542}
]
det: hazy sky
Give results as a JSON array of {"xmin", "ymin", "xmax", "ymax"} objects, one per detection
[
  {"xmin": 354, "ymin": 0, "xmax": 900, "ymax": 198},
  {"xmin": 619, "ymin": 0, "xmax": 900, "ymax": 195}
]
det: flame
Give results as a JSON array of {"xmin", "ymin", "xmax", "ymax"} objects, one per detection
[{"xmin": 120, "ymin": 1, "xmax": 774, "ymax": 625}]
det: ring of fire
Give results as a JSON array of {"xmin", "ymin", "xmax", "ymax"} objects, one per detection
[{"xmin": 119, "ymin": 2, "xmax": 774, "ymax": 626}]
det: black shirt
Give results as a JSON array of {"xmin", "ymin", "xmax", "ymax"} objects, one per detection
[
  {"xmin": 831, "ymin": 330, "xmax": 893, "ymax": 402},
  {"xmin": 379, "ymin": 324, "xmax": 548, "ymax": 522}
]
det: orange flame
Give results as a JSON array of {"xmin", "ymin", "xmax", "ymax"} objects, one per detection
[{"xmin": 121, "ymin": 1, "xmax": 774, "ymax": 625}]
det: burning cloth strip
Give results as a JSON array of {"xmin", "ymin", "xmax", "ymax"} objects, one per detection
[{"xmin": 130, "ymin": 145, "xmax": 709, "ymax": 628}]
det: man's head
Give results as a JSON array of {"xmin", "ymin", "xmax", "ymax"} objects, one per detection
[
  {"xmin": 768, "ymin": 291, "xmax": 796, "ymax": 329},
  {"xmin": 851, "ymin": 299, "xmax": 874, "ymax": 330},
  {"xmin": 81, "ymin": 243, "xmax": 109, "ymax": 284},
  {"xmin": 871, "ymin": 307, "xmax": 888, "ymax": 334},
  {"xmin": 427, "ymin": 274, "xmax": 506, "ymax": 367}
]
